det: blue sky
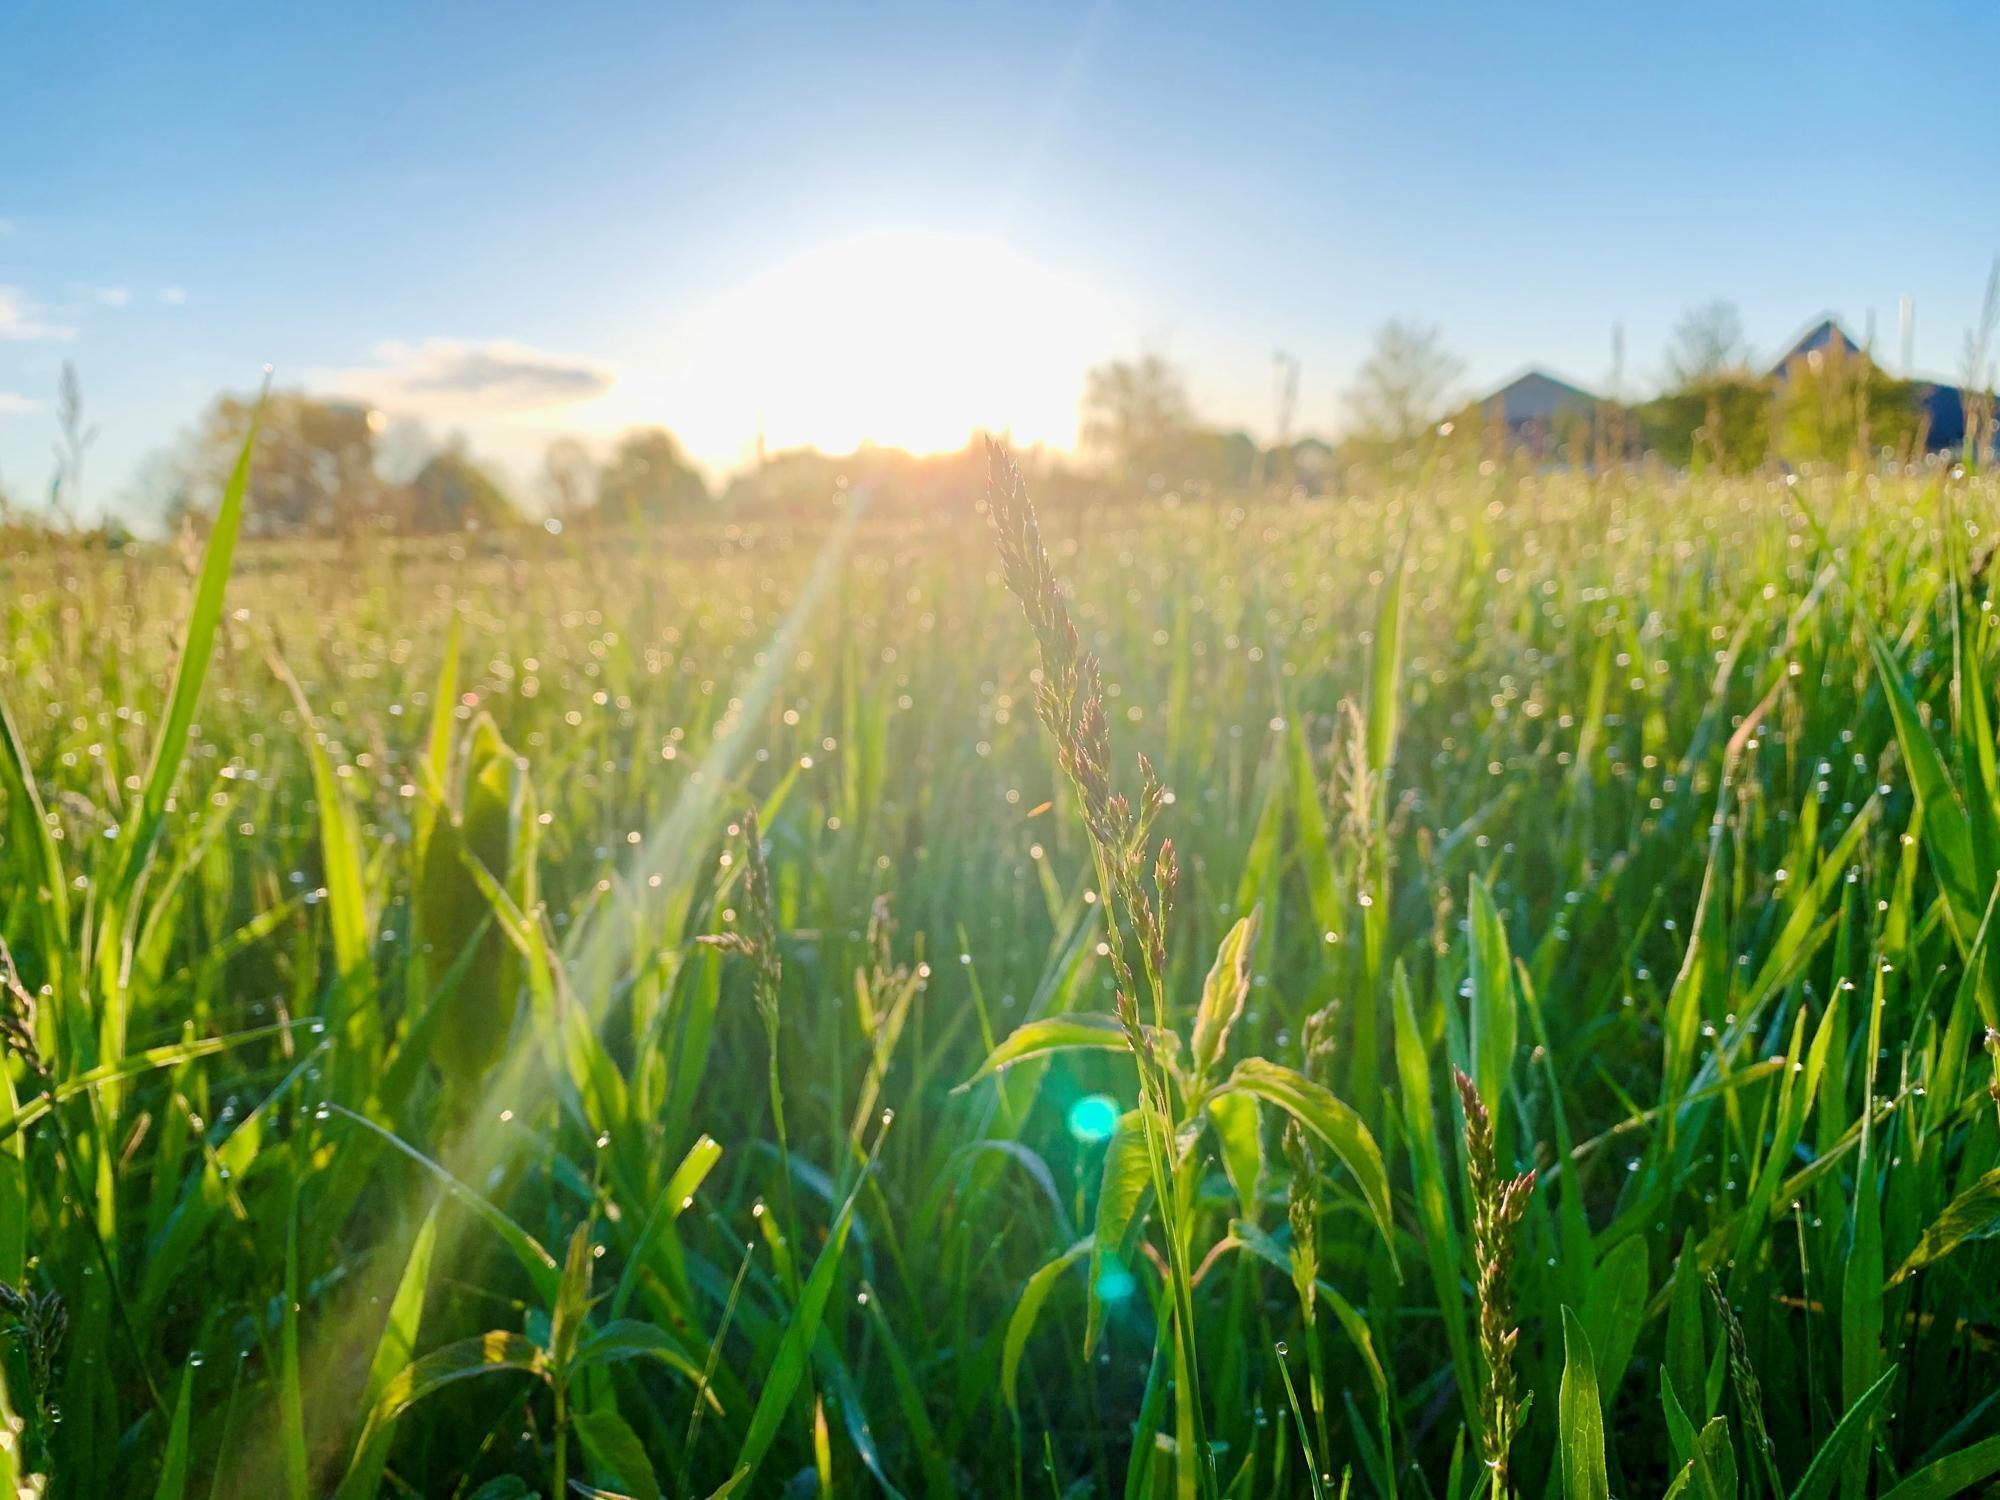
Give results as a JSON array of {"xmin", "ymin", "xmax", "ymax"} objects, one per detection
[{"xmin": 4, "ymin": 1, "xmax": 1998, "ymax": 520}]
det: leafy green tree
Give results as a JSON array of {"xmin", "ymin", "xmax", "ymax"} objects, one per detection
[
  {"xmin": 402, "ymin": 442, "xmax": 518, "ymax": 531},
  {"xmin": 1774, "ymin": 344, "xmax": 1920, "ymax": 466},
  {"xmin": 1663, "ymin": 300, "xmax": 1751, "ymax": 387},
  {"xmin": 1639, "ymin": 377, "xmax": 1771, "ymax": 473},
  {"xmin": 1346, "ymin": 320, "xmax": 1462, "ymax": 457},
  {"xmin": 594, "ymin": 427, "xmax": 708, "ymax": 525},
  {"xmin": 539, "ymin": 437, "xmax": 597, "ymax": 524},
  {"xmin": 1079, "ymin": 354, "xmax": 1193, "ymax": 488},
  {"xmin": 179, "ymin": 390, "xmax": 384, "ymax": 535}
]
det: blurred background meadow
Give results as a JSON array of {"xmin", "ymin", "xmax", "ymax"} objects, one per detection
[{"xmin": 5, "ymin": 5, "xmax": 2000, "ymax": 1499}]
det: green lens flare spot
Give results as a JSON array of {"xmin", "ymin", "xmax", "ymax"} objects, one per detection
[
  {"xmin": 1095, "ymin": 1265, "xmax": 1137, "ymax": 1302},
  {"xmin": 1067, "ymin": 1093, "xmax": 1120, "ymax": 1143}
]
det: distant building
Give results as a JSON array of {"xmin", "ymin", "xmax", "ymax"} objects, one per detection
[
  {"xmin": 1767, "ymin": 316, "xmax": 1866, "ymax": 377},
  {"xmin": 1482, "ymin": 369, "xmax": 1599, "ymax": 426},
  {"xmin": 1471, "ymin": 369, "xmax": 1602, "ymax": 453},
  {"xmin": 1919, "ymin": 383, "xmax": 1976, "ymax": 451}
]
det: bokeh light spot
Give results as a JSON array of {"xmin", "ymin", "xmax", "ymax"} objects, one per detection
[
  {"xmin": 1067, "ymin": 1093, "xmax": 1120, "ymax": 1143},
  {"xmin": 1095, "ymin": 1265, "xmax": 1137, "ymax": 1303}
]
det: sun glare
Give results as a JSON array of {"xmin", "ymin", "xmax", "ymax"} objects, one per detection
[{"xmin": 682, "ymin": 230, "xmax": 1114, "ymax": 460}]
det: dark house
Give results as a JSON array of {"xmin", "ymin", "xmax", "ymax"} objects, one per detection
[
  {"xmin": 1766, "ymin": 316, "xmax": 1866, "ymax": 377},
  {"xmin": 1473, "ymin": 369, "xmax": 1601, "ymax": 451}
]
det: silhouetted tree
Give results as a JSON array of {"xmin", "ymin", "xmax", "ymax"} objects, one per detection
[
  {"xmin": 540, "ymin": 437, "xmax": 596, "ymax": 523},
  {"xmin": 1347, "ymin": 321, "xmax": 1462, "ymax": 453},
  {"xmin": 403, "ymin": 442, "xmax": 518, "ymax": 531},
  {"xmin": 1663, "ymin": 300, "xmax": 1751, "ymax": 387},
  {"xmin": 1079, "ymin": 354, "xmax": 1193, "ymax": 487},
  {"xmin": 594, "ymin": 427, "xmax": 708, "ymax": 524},
  {"xmin": 178, "ymin": 391, "xmax": 384, "ymax": 535}
]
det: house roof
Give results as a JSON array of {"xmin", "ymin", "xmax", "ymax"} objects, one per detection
[
  {"xmin": 1477, "ymin": 368, "xmax": 1600, "ymax": 426},
  {"xmin": 1768, "ymin": 316, "xmax": 1865, "ymax": 377}
]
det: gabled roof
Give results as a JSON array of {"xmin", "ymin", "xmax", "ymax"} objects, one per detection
[
  {"xmin": 1477, "ymin": 368, "xmax": 1600, "ymax": 426},
  {"xmin": 1768, "ymin": 316, "xmax": 1865, "ymax": 377}
]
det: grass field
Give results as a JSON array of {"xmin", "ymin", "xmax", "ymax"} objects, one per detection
[{"xmin": 3, "ymin": 450, "xmax": 1999, "ymax": 1499}]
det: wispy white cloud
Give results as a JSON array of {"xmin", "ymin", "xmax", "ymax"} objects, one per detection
[
  {"xmin": 158, "ymin": 286, "xmax": 188, "ymax": 306},
  {"xmin": 91, "ymin": 286, "xmax": 131, "ymax": 308},
  {"xmin": 0, "ymin": 392, "xmax": 38, "ymax": 415},
  {"xmin": 0, "ymin": 286, "xmax": 75, "ymax": 342},
  {"xmin": 311, "ymin": 339, "xmax": 615, "ymax": 416}
]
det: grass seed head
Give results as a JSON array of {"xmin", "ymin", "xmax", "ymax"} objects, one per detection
[{"xmin": 1454, "ymin": 1067, "xmax": 1535, "ymax": 1500}]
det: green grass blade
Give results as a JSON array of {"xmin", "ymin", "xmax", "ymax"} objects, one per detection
[
  {"xmin": 733, "ymin": 1151, "xmax": 871, "ymax": 1484},
  {"xmin": 1878, "ymin": 1433, "xmax": 2000, "ymax": 1500},
  {"xmin": 1559, "ymin": 1307, "xmax": 1609, "ymax": 1500},
  {"xmin": 152, "ymin": 1362, "xmax": 194, "ymax": 1500},
  {"xmin": 1220, "ymin": 1057, "xmax": 1399, "ymax": 1276},
  {"xmin": 1002, "ymin": 1238, "xmax": 1092, "ymax": 1418},
  {"xmin": 1788, "ymin": 1364, "xmax": 1897, "ymax": 1500}
]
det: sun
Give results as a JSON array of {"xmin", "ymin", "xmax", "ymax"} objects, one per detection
[{"xmin": 678, "ymin": 230, "xmax": 1115, "ymax": 460}]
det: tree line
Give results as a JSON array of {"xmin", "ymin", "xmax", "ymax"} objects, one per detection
[
  {"xmin": 141, "ymin": 395, "xmax": 712, "ymax": 538},
  {"xmin": 5, "ymin": 290, "xmax": 1994, "ymax": 546}
]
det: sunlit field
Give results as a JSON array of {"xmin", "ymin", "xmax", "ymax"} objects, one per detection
[{"xmin": 5, "ymin": 459, "xmax": 2000, "ymax": 1500}]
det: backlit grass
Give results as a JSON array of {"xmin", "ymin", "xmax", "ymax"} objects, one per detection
[{"xmin": 2, "ymin": 454, "xmax": 1998, "ymax": 1499}]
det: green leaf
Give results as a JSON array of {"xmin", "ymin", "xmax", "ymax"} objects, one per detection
[
  {"xmin": 1878, "ymin": 1433, "xmax": 2000, "ymax": 1500},
  {"xmin": 0, "ymin": 1019, "xmax": 317, "ymax": 1146},
  {"xmin": 1581, "ymin": 1233, "xmax": 1648, "ymax": 1408},
  {"xmin": 272, "ymin": 651, "xmax": 373, "ymax": 1024},
  {"xmin": 1698, "ymin": 1417, "xmax": 1740, "ymax": 1500},
  {"xmin": 1788, "ymin": 1364, "xmax": 1897, "ymax": 1500},
  {"xmin": 1888, "ymin": 1165, "xmax": 2000, "ymax": 1285},
  {"xmin": 813, "ymin": 1336, "xmax": 912, "ymax": 1500},
  {"xmin": 851, "ymin": 1292, "xmax": 956, "ymax": 1496},
  {"xmin": 464, "ymin": 1482, "xmax": 532, "ymax": 1500},
  {"xmin": 337, "ymin": 1206, "xmax": 441, "ymax": 1500},
  {"xmin": 1206, "ymin": 1090, "xmax": 1262, "ymax": 1223},
  {"xmin": 611, "ymin": 1133, "xmax": 722, "ymax": 1317},
  {"xmin": 1087, "ymin": 1109, "xmax": 1153, "ymax": 1353},
  {"xmin": 1002, "ymin": 1238, "xmax": 1093, "ymax": 1417},
  {"xmin": 1666, "ymin": 1233, "xmax": 1709, "ymax": 1424},
  {"xmin": 956, "ymin": 1013, "xmax": 1166, "ymax": 1089},
  {"xmin": 550, "ymin": 1223, "xmax": 595, "ymax": 1374},
  {"xmin": 1391, "ymin": 965, "xmax": 1475, "ymax": 1434},
  {"xmin": 424, "ymin": 609, "xmax": 461, "ymax": 799},
  {"xmin": 1841, "ymin": 1021, "xmax": 1885, "ymax": 1500},
  {"xmin": 1218, "ymin": 1058, "xmax": 1398, "ymax": 1276},
  {"xmin": 569, "ymin": 1320, "xmax": 711, "ymax": 1391},
  {"xmin": 109, "ymin": 395, "xmax": 260, "ymax": 916},
  {"xmin": 1190, "ymin": 909, "xmax": 1259, "ymax": 1080},
  {"xmin": 325, "ymin": 1105, "xmax": 558, "ymax": 1303},
  {"xmin": 152, "ymin": 1363, "xmax": 194, "ymax": 1500},
  {"xmin": 0, "ymin": 684, "xmax": 68, "ymax": 942},
  {"xmin": 1665, "ymin": 1368, "xmax": 1736, "ymax": 1500},
  {"xmin": 1559, "ymin": 1308, "xmax": 1609, "ymax": 1500},
  {"xmin": 421, "ymin": 712, "xmax": 534, "ymax": 1088},
  {"xmin": 281, "ymin": 1191, "xmax": 308, "ymax": 1500},
  {"xmin": 733, "ymin": 1160, "xmax": 869, "ymax": 1484},
  {"xmin": 1863, "ymin": 617, "xmax": 1983, "ymax": 942},
  {"xmin": 1467, "ymin": 875, "xmax": 1518, "ymax": 1124},
  {"xmin": 573, "ymin": 1407, "xmax": 662, "ymax": 1500},
  {"xmin": 1367, "ymin": 544, "xmax": 1406, "ymax": 774},
  {"xmin": 342, "ymin": 1333, "xmax": 549, "ymax": 1481}
]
